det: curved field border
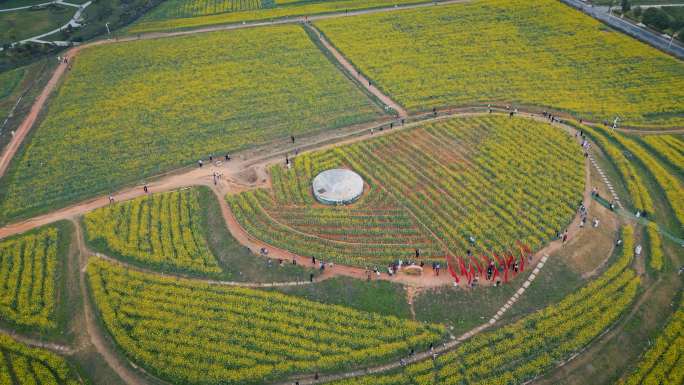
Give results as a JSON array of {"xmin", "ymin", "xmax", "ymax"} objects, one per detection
[
  {"xmin": 0, "ymin": 109, "xmax": 672, "ymax": 385},
  {"xmin": 0, "ymin": 110, "xmax": 592, "ymax": 290}
]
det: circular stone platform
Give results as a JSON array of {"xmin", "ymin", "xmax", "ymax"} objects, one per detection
[{"xmin": 312, "ymin": 169, "xmax": 364, "ymax": 205}]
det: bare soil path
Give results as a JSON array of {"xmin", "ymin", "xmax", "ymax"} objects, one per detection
[
  {"xmin": 305, "ymin": 23, "xmax": 408, "ymax": 118},
  {"xmin": 0, "ymin": 112, "xmax": 608, "ymax": 385},
  {"xmin": 0, "ymin": 0, "xmax": 473, "ymax": 181},
  {"xmin": 72, "ymin": 219, "xmax": 159, "ymax": 385},
  {"xmin": 0, "ymin": 39, "xmax": 110, "ymax": 178},
  {"xmin": 0, "ymin": 111, "xmax": 591, "ymax": 289},
  {"xmin": 0, "ymin": 325, "xmax": 73, "ymax": 354}
]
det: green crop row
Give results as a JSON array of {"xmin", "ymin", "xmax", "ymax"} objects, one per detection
[{"xmin": 87, "ymin": 258, "xmax": 445, "ymax": 385}]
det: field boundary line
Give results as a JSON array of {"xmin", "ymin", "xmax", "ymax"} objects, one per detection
[
  {"xmin": 304, "ymin": 23, "xmax": 408, "ymax": 118},
  {"xmin": 276, "ymin": 254, "xmax": 553, "ymax": 385},
  {"xmin": 89, "ymin": 251, "xmax": 321, "ymax": 288},
  {"xmin": 252, "ymin": 196, "xmax": 421, "ymax": 247},
  {"xmin": 0, "ymin": 325, "xmax": 74, "ymax": 354},
  {"xmin": 72, "ymin": 219, "xmax": 163, "ymax": 385}
]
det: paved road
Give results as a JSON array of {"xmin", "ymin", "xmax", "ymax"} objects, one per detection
[
  {"xmin": 562, "ymin": 0, "xmax": 684, "ymax": 59},
  {"xmin": 598, "ymin": 3, "xmax": 684, "ymax": 9},
  {"xmin": 21, "ymin": 1, "xmax": 92, "ymax": 43},
  {"xmin": 0, "ymin": 1, "xmax": 55, "ymax": 12},
  {"xmin": 0, "ymin": 0, "xmax": 91, "ymax": 52}
]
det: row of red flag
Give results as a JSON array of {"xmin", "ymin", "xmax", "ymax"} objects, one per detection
[{"xmin": 446, "ymin": 242, "xmax": 532, "ymax": 285}]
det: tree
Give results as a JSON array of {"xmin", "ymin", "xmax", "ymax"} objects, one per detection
[
  {"xmin": 621, "ymin": 0, "xmax": 630, "ymax": 13},
  {"xmin": 642, "ymin": 8, "xmax": 671, "ymax": 31}
]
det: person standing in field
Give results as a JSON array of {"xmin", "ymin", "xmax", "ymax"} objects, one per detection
[
  {"xmin": 291, "ymin": 135, "xmax": 295, "ymax": 144},
  {"xmin": 198, "ymin": 160, "xmax": 203, "ymax": 168},
  {"xmin": 108, "ymin": 195, "xmax": 114, "ymax": 204},
  {"xmin": 143, "ymin": 185, "xmax": 148, "ymax": 193}
]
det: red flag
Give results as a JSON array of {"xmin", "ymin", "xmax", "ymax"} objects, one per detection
[
  {"xmin": 493, "ymin": 253, "xmax": 504, "ymax": 269},
  {"xmin": 469, "ymin": 264, "xmax": 477, "ymax": 282},
  {"xmin": 503, "ymin": 265, "xmax": 509, "ymax": 283},
  {"xmin": 473, "ymin": 257, "xmax": 484, "ymax": 277},
  {"xmin": 447, "ymin": 256, "xmax": 460, "ymax": 283},
  {"xmin": 506, "ymin": 252, "xmax": 516, "ymax": 277},
  {"xmin": 519, "ymin": 251, "xmax": 525, "ymax": 273},
  {"xmin": 459, "ymin": 257, "xmax": 468, "ymax": 276},
  {"xmin": 517, "ymin": 242, "xmax": 530, "ymax": 272},
  {"xmin": 492, "ymin": 264, "xmax": 499, "ymax": 281}
]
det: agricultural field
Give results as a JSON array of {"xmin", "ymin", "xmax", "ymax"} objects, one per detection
[
  {"xmin": 87, "ymin": 258, "xmax": 446, "ymax": 385},
  {"xmin": 228, "ymin": 115, "xmax": 585, "ymax": 267},
  {"xmin": 579, "ymin": 124, "xmax": 684, "ymax": 227},
  {"xmin": 145, "ymin": 0, "xmax": 263, "ymax": 20},
  {"xmin": 324, "ymin": 226, "xmax": 640, "ymax": 385},
  {"xmin": 0, "ymin": 333, "xmax": 81, "ymax": 385},
  {"xmin": 640, "ymin": 134, "xmax": 684, "ymax": 174},
  {"xmin": 0, "ymin": 0, "xmax": 682, "ymax": 384},
  {"xmin": 0, "ymin": 226, "xmax": 63, "ymax": 331},
  {"xmin": 315, "ymin": 0, "xmax": 684, "ymax": 128},
  {"xmin": 84, "ymin": 189, "xmax": 222, "ymax": 277},
  {"xmin": 618, "ymin": 296, "xmax": 683, "ymax": 385},
  {"xmin": 0, "ymin": 24, "xmax": 383, "ymax": 223},
  {"xmin": 128, "ymin": 0, "xmax": 431, "ymax": 33}
]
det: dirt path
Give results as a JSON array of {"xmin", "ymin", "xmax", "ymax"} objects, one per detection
[
  {"xmin": 0, "ymin": 40, "xmax": 111, "ymax": 179},
  {"xmin": 0, "ymin": 112, "xmax": 606, "ymax": 385},
  {"xmin": 305, "ymin": 23, "xmax": 408, "ymax": 118},
  {"xmin": 0, "ymin": 0, "xmax": 476, "ymax": 182},
  {"xmin": 0, "ymin": 111, "xmax": 592, "ymax": 290},
  {"xmin": 0, "ymin": 325, "xmax": 73, "ymax": 354},
  {"xmin": 211, "ymin": 185, "xmax": 454, "ymax": 287},
  {"xmin": 532, "ymin": 277, "xmax": 663, "ymax": 385},
  {"xmin": 72, "ymin": 219, "xmax": 159, "ymax": 385},
  {"xmin": 89, "ymin": 246, "xmax": 328, "ymax": 288}
]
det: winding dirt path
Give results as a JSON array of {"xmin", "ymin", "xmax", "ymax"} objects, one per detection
[
  {"xmin": 0, "ymin": 111, "xmax": 592, "ymax": 290},
  {"xmin": 88, "ymin": 244, "xmax": 329, "ymax": 288},
  {"xmin": 72, "ymin": 219, "xmax": 158, "ymax": 385},
  {"xmin": 0, "ymin": 0, "xmax": 474, "ymax": 181},
  {"xmin": 0, "ymin": 111, "xmax": 607, "ymax": 385},
  {"xmin": 0, "ymin": 325, "xmax": 73, "ymax": 354}
]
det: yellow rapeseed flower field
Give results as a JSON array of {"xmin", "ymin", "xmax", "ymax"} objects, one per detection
[
  {"xmin": 130, "ymin": 0, "xmax": 431, "ymax": 33},
  {"xmin": 326, "ymin": 227, "xmax": 640, "ymax": 385},
  {"xmin": 88, "ymin": 258, "xmax": 446, "ymax": 385},
  {"xmin": 0, "ymin": 25, "xmax": 382, "ymax": 223},
  {"xmin": 315, "ymin": 0, "xmax": 684, "ymax": 128},
  {"xmin": 0, "ymin": 332, "xmax": 81, "ymax": 385}
]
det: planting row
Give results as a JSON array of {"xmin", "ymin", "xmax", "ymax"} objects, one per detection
[
  {"xmin": 87, "ymin": 258, "xmax": 445, "ymax": 385},
  {"xmin": 229, "ymin": 116, "xmax": 584, "ymax": 267}
]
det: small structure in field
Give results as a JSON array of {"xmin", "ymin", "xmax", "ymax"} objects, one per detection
[{"xmin": 312, "ymin": 169, "xmax": 364, "ymax": 205}]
